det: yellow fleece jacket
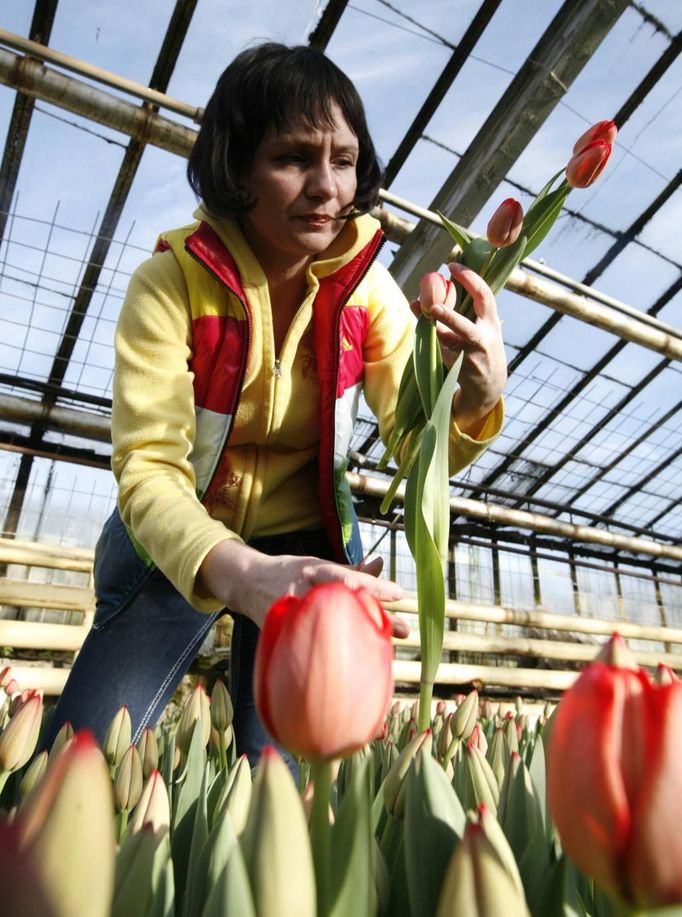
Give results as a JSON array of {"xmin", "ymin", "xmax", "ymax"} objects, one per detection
[{"xmin": 111, "ymin": 210, "xmax": 503, "ymax": 611}]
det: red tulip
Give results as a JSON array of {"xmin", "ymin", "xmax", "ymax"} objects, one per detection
[
  {"xmin": 565, "ymin": 139, "xmax": 612, "ymax": 188},
  {"xmin": 548, "ymin": 640, "xmax": 682, "ymax": 907},
  {"xmin": 419, "ymin": 271, "xmax": 457, "ymax": 316},
  {"xmin": 572, "ymin": 119, "xmax": 617, "ymax": 154},
  {"xmin": 486, "ymin": 198, "xmax": 524, "ymax": 248},
  {"xmin": 254, "ymin": 583, "xmax": 394, "ymax": 761}
]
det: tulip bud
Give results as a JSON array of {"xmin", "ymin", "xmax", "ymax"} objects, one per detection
[
  {"xmin": 654, "ymin": 663, "xmax": 679, "ymax": 685},
  {"xmin": 419, "ymin": 271, "xmax": 457, "ymax": 316},
  {"xmin": 241, "ymin": 746, "xmax": 316, "ymax": 917},
  {"xmin": 0, "ymin": 665, "xmax": 14, "ymax": 689},
  {"xmin": 565, "ymin": 139, "xmax": 612, "ymax": 188},
  {"xmin": 469, "ymin": 723, "xmax": 488, "ymax": 755},
  {"xmin": 436, "ymin": 805, "xmax": 530, "ymax": 916},
  {"xmin": 0, "ymin": 693, "xmax": 42, "ymax": 773},
  {"xmin": 435, "ymin": 700, "xmax": 446, "ymax": 716},
  {"xmin": 572, "ymin": 119, "xmax": 617, "ymax": 154},
  {"xmin": 17, "ymin": 731, "xmax": 116, "ymax": 917},
  {"xmin": 210, "ymin": 678, "xmax": 233, "ymax": 733},
  {"xmin": 129, "ymin": 769, "xmax": 171, "ymax": 835},
  {"xmin": 9, "ymin": 688, "xmax": 41, "ymax": 719},
  {"xmin": 19, "ymin": 749, "xmax": 48, "ymax": 800},
  {"xmin": 383, "ymin": 729, "xmax": 432, "ymax": 818},
  {"xmin": 596, "ymin": 632, "xmax": 638, "ymax": 669},
  {"xmin": 102, "ymin": 705, "xmax": 132, "ymax": 769},
  {"xmin": 175, "ymin": 685, "xmax": 211, "ymax": 754},
  {"xmin": 48, "ymin": 720, "xmax": 74, "ymax": 760},
  {"xmin": 114, "ymin": 744, "xmax": 143, "ymax": 813},
  {"xmin": 214, "ymin": 754, "xmax": 253, "ymax": 836},
  {"xmin": 461, "ymin": 740, "xmax": 500, "ymax": 814},
  {"xmin": 486, "ymin": 198, "xmax": 524, "ymax": 248},
  {"xmin": 451, "ymin": 690, "xmax": 479, "ymax": 741},
  {"xmin": 136, "ymin": 725, "xmax": 159, "ymax": 780}
]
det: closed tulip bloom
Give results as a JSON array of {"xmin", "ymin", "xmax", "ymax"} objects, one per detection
[
  {"xmin": 572, "ymin": 119, "xmax": 617, "ymax": 154},
  {"xmin": 548, "ymin": 646, "xmax": 682, "ymax": 908},
  {"xmin": 254, "ymin": 583, "xmax": 394, "ymax": 761},
  {"xmin": 114, "ymin": 744, "xmax": 143, "ymax": 813},
  {"xmin": 136, "ymin": 726, "xmax": 159, "ymax": 780},
  {"xmin": 419, "ymin": 271, "xmax": 457, "ymax": 316},
  {"xmin": 0, "ymin": 693, "xmax": 42, "ymax": 773},
  {"xmin": 17, "ymin": 731, "xmax": 115, "ymax": 917},
  {"xmin": 129, "ymin": 769, "xmax": 171, "ymax": 835},
  {"xmin": 210, "ymin": 678, "xmax": 233, "ymax": 733},
  {"xmin": 102, "ymin": 705, "xmax": 132, "ymax": 769},
  {"xmin": 176, "ymin": 684, "xmax": 211, "ymax": 754},
  {"xmin": 486, "ymin": 198, "xmax": 524, "ymax": 248},
  {"xmin": 565, "ymin": 139, "xmax": 612, "ymax": 188}
]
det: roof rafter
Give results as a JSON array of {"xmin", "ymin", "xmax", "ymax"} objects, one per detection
[{"xmin": 389, "ymin": 0, "xmax": 630, "ymax": 301}]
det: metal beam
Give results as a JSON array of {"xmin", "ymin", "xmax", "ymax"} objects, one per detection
[
  {"xmin": 2, "ymin": 0, "xmax": 198, "ymax": 538},
  {"xmin": 307, "ymin": 0, "xmax": 349, "ymax": 50},
  {"xmin": 0, "ymin": 0, "xmax": 58, "ymax": 246},
  {"xmin": 383, "ymin": 0, "xmax": 502, "ymax": 187},
  {"xmin": 389, "ymin": 0, "xmax": 629, "ymax": 300}
]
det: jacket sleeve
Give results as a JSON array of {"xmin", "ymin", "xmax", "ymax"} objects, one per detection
[
  {"xmin": 360, "ymin": 262, "xmax": 504, "ymax": 475},
  {"xmin": 111, "ymin": 251, "xmax": 241, "ymax": 613}
]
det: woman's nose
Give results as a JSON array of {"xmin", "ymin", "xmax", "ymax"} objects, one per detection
[{"xmin": 306, "ymin": 161, "xmax": 336, "ymax": 198}]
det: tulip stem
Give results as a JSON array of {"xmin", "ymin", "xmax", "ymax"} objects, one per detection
[
  {"xmin": 310, "ymin": 760, "xmax": 333, "ymax": 916},
  {"xmin": 418, "ymin": 679, "xmax": 433, "ymax": 733}
]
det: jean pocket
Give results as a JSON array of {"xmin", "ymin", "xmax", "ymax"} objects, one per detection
[{"xmin": 92, "ymin": 509, "xmax": 155, "ymax": 630}]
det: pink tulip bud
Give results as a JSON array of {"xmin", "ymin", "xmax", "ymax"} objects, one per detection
[
  {"xmin": 0, "ymin": 665, "xmax": 14, "ymax": 689},
  {"xmin": 548, "ymin": 658, "xmax": 682, "ymax": 907},
  {"xmin": 486, "ymin": 198, "xmax": 524, "ymax": 248},
  {"xmin": 572, "ymin": 119, "xmax": 617, "ymax": 154},
  {"xmin": 419, "ymin": 271, "xmax": 457, "ymax": 316},
  {"xmin": 655, "ymin": 663, "xmax": 679, "ymax": 685},
  {"xmin": 435, "ymin": 700, "xmax": 446, "ymax": 716},
  {"xmin": 565, "ymin": 139, "xmax": 612, "ymax": 188},
  {"xmin": 254, "ymin": 583, "xmax": 394, "ymax": 761}
]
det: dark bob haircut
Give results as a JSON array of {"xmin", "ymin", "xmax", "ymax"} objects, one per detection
[{"xmin": 187, "ymin": 42, "xmax": 383, "ymax": 219}]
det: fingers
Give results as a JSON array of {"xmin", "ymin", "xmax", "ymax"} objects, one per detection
[
  {"xmin": 305, "ymin": 559, "xmax": 405, "ymax": 603},
  {"xmin": 355, "ymin": 556, "xmax": 384, "ymax": 577},
  {"xmin": 388, "ymin": 613, "xmax": 410, "ymax": 639},
  {"xmin": 448, "ymin": 262, "xmax": 499, "ymax": 321}
]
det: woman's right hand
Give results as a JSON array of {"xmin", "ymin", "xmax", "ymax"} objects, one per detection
[{"xmin": 198, "ymin": 539, "xmax": 408, "ymax": 635}]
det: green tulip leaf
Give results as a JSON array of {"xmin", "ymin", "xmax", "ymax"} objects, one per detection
[
  {"xmin": 437, "ymin": 211, "xmax": 472, "ymax": 250},
  {"xmin": 330, "ymin": 759, "xmax": 373, "ymax": 917},
  {"xmin": 200, "ymin": 845, "xmax": 256, "ymax": 917},
  {"xmin": 180, "ymin": 765, "xmax": 210, "ymax": 917},
  {"xmin": 172, "ymin": 721, "xmax": 207, "ymax": 906},
  {"xmin": 404, "ymin": 752, "xmax": 465, "ymax": 917}
]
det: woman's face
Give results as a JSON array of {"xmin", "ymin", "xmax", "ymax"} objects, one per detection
[{"xmin": 241, "ymin": 101, "xmax": 359, "ymax": 277}]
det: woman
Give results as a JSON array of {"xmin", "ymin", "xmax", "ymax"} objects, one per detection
[{"xmin": 44, "ymin": 42, "xmax": 505, "ymax": 763}]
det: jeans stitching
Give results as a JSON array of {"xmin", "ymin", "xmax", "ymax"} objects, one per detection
[{"xmin": 131, "ymin": 610, "xmax": 222, "ymax": 745}]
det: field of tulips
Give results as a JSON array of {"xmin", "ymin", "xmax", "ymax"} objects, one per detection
[{"xmin": 1, "ymin": 590, "xmax": 682, "ymax": 917}]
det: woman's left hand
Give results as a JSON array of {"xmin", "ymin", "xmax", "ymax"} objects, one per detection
[{"xmin": 411, "ymin": 261, "xmax": 507, "ymax": 439}]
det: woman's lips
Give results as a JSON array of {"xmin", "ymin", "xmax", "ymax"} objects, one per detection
[{"xmin": 297, "ymin": 214, "xmax": 333, "ymax": 226}]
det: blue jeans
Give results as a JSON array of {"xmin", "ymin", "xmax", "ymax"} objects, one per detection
[{"xmin": 43, "ymin": 511, "xmax": 336, "ymax": 771}]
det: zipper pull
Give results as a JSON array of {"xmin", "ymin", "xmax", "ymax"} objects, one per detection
[{"xmin": 273, "ymin": 358, "xmax": 282, "ymax": 378}]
